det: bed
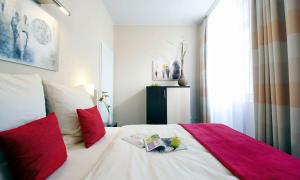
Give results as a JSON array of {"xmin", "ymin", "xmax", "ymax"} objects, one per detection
[
  {"xmin": 49, "ymin": 125, "xmax": 236, "ymax": 180},
  {"xmin": 1, "ymin": 74, "xmax": 299, "ymax": 180}
]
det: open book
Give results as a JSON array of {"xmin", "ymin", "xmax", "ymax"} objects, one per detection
[
  {"xmin": 122, "ymin": 134, "xmax": 147, "ymax": 148},
  {"xmin": 144, "ymin": 134, "xmax": 186, "ymax": 153}
]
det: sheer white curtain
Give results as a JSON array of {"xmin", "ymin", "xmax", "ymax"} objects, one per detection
[{"xmin": 206, "ymin": 0, "xmax": 254, "ymax": 137}]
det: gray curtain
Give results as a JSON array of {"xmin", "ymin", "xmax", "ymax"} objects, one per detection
[
  {"xmin": 199, "ymin": 18, "xmax": 209, "ymax": 123},
  {"xmin": 251, "ymin": 0, "xmax": 300, "ymax": 157}
]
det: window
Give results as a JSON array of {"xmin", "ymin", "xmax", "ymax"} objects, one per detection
[{"xmin": 206, "ymin": 0, "xmax": 254, "ymax": 136}]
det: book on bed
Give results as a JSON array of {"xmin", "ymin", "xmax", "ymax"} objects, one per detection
[{"xmin": 144, "ymin": 134, "xmax": 186, "ymax": 153}]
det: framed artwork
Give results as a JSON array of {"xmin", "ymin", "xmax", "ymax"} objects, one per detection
[
  {"xmin": 0, "ymin": 0, "xmax": 59, "ymax": 71},
  {"xmin": 152, "ymin": 59, "xmax": 180, "ymax": 81}
]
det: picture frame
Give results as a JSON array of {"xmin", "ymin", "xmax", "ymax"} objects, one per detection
[
  {"xmin": 152, "ymin": 59, "xmax": 180, "ymax": 81},
  {"xmin": 0, "ymin": 0, "xmax": 59, "ymax": 71}
]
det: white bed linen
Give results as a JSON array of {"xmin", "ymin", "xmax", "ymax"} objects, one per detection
[
  {"xmin": 85, "ymin": 124, "xmax": 237, "ymax": 180},
  {"xmin": 48, "ymin": 127, "xmax": 120, "ymax": 180}
]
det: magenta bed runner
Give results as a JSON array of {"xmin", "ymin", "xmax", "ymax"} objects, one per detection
[{"xmin": 180, "ymin": 123, "xmax": 300, "ymax": 180}]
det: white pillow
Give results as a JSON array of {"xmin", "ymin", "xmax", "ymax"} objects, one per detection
[
  {"xmin": 0, "ymin": 74, "xmax": 46, "ymax": 130},
  {"xmin": 43, "ymin": 81, "xmax": 94, "ymax": 145},
  {"xmin": 0, "ymin": 73, "xmax": 46, "ymax": 166}
]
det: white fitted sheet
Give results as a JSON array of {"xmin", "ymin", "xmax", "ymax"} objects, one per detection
[
  {"xmin": 48, "ymin": 127, "xmax": 120, "ymax": 180},
  {"xmin": 84, "ymin": 124, "xmax": 237, "ymax": 180},
  {"xmin": 1, "ymin": 125, "xmax": 237, "ymax": 180}
]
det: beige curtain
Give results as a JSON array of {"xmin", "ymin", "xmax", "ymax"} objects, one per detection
[
  {"xmin": 251, "ymin": 0, "xmax": 300, "ymax": 157},
  {"xmin": 199, "ymin": 18, "xmax": 209, "ymax": 123}
]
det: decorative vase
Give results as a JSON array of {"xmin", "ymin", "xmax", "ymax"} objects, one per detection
[
  {"xmin": 178, "ymin": 69, "xmax": 188, "ymax": 86},
  {"xmin": 172, "ymin": 61, "xmax": 180, "ymax": 79}
]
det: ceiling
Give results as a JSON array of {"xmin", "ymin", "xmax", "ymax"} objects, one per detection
[{"xmin": 103, "ymin": 0, "xmax": 216, "ymax": 25}]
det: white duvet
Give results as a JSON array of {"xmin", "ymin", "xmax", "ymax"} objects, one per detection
[{"xmin": 49, "ymin": 124, "xmax": 237, "ymax": 180}]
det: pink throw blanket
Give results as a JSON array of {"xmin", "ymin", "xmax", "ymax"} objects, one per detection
[{"xmin": 180, "ymin": 123, "xmax": 300, "ymax": 180}]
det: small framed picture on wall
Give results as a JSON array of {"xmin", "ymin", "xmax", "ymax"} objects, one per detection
[{"xmin": 152, "ymin": 59, "xmax": 180, "ymax": 81}]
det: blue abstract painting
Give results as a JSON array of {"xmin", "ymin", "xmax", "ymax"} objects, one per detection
[{"xmin": 0, "ymin": 0, "xmax": 58, "ymax": 71}]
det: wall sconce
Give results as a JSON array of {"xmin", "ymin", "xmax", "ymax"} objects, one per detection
[
  {"xmin": 34, "ymin": 0, "xmax": 71, "ymax": 16},
  {"xmin": 83, "ymin": 84, "xmax": 96, "ymax": 96},
  {"xmin": 83, "ymin": 84, "xmax": 99, "ymax": 105}
]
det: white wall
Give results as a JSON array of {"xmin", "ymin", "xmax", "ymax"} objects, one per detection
[
  {"xmin": 0, "ymin": 0, "xmax": 114, "ymax": 89},
  {"xmin": 114, "ymin": 26, "xmax": 199, "ymax": 126}
]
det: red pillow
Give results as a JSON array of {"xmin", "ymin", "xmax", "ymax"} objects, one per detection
[
  {"xmin": 77, "ymin": 106, "xmax": 106, "ymax": 148},
  {"xmin": 0, "ymin": 113, "xmax": 67, "ymax": 180}
]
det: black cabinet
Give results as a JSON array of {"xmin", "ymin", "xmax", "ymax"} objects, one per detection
[
  {"xmin": 147, "ymin": 87, "xmax": 167, "ymax": 124},
  {"xmin": 146, "ymin": 86, "xmax": 191, "ymax": 124}
]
